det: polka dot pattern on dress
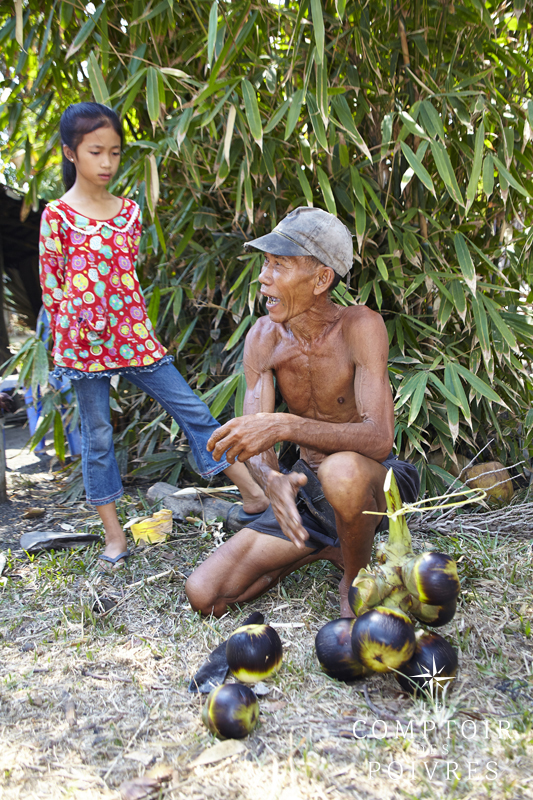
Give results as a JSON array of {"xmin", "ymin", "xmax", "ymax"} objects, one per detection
[{"xmin": 39, "ymin": 198, "xmax": 166, "ymax": 373}]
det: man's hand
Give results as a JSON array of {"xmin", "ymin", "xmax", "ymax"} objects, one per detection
[
  {"xmin": 207, "ymin": 413, "xmax": 281, "ymax": 463},
  {"xmin": 266, "ymin": 471, "xmax": 309, "ymax": 550}
]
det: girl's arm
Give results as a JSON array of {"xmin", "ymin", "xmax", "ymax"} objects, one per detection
[{"xmin": 38, "ymin": 206, "xmax": 66, "ymax": 345}]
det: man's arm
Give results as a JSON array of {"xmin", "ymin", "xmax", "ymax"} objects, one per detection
[
  {"xmin": 221, "ymin": 319, "xmax": 309, "ymax": 548},
  {"xmin": 209, "ymin": 308, "xmax": 394, "ymax": 464}
]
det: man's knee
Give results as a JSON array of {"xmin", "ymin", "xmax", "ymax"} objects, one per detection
[
  {"xmin": 185, "ymin": 570, "xmax": 217, "ymax": 616},
  {"xmin": 317, "ymin": 452, "xmax": 379, "ymax": 517}
]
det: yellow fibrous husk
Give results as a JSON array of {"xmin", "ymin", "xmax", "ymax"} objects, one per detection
[
  {"xmin": 464, "ymin": 461, "xmax": 514, "ymax": 505},
  {"xmin": 130, "ymin": 509, "xmax": 173, "ymax": 544}
]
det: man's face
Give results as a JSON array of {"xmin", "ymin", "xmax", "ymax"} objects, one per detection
[{"xmin": 259, "ymin": 252, "xmax": 319, "ymax": 323}]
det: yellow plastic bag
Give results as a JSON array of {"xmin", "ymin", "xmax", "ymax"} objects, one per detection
[{"xmin": 130, "ymin": 509, "xmax": 173, "ymax": 545}]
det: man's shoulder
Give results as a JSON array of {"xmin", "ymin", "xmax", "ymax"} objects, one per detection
[
  {"xmin": 340, "ymin": 304, "xmax": 386, "ymax": 332},
  {"xmin": 246, "ymin": 314, "xmax": 280, "ymax": 343}
]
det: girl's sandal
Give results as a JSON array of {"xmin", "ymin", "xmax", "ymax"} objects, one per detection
[{"xmin": 98, "ymin": 550, "xmax": 132, "ymax": 571}]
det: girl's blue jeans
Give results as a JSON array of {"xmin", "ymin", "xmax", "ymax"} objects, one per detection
[{"xmin": 73, "ymin": 361, "xmax": 230, "ymax": 506}]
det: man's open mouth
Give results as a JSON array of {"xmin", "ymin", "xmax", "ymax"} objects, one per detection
[{"xmin": 264, "ymin": 295, "xmax": 280, "ymax": 308}]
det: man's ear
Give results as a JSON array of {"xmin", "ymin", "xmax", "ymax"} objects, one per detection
[{"xmin": 313, "ymin": 266, "xmax": 335, "ymax": 296}]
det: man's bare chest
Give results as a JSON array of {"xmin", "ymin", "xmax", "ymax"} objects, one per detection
[{"xmin": 270, "ymin": 340, "xmax": 357, "ymax": 418}]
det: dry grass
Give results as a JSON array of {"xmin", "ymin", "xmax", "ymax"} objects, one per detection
[{"xmin": 1, "ymin": 475, "xmax": 533, "ymax": 800}]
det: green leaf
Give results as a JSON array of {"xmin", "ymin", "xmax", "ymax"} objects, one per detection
[
  {"xmin": 450, "ymin": 279, "xmax": 467, "ymax": 322},
  {"xmin": 31, "ymin": 340, "xmax": 49, "ymax": 398},
  {"xmin": 453, "ymin": 233, "xmax": 476, "ymax": 295},
  {"xmin": 454, "ymin": 363, "xmax": 504, "ymax": 405},
  {"xmin": 331, "ymin": 96, "xmax": 371, "ymax": 160},
  {"xmin": 335, "ymin": 0, "xmax": 346, "ymax": 19},
  {"xmin": 264, "ymin": 98, "xmax": 291, "ymax": 134},
  {"xmin": 470, "ymin": 295, "xmax": 491, "ymax": 371},
  {"xmin": 399, "ymin": 111, "xmax": 427, "ymax": 140},
  {"xmin": 481, "ymin": 294, "xmax": 518, "ymax": 351},
  {"xmin": 224, "ymin": 315, "xmax": 254, "ymax": 351},
  {"xmin": 316, "ymin": 167, "xmax": 337, "ymax": 215},
  {"xmin": 53, "ymin": 410, "xmax": 66, "ymax": 463},
  {"xmin": 430, "ymin": 140, "xmax": 464, "ymax": 205},
  {"xmin": 207, "ymin": 374, "xmax": 240, "ymax": 418},
  {"xmin": 207, "ymin": 0, "xmax": 218, "ymax": 68},
  {"xmin": 376, "ymin": 256, "xmax": 388, "ymax": 281},
  {"xmin": 355, "ymin": 201, "xmax": 366, "ymax": 250},
  {"xmin": 445, "ymin": 362, "xmax": 472, "ymax": 425},
  {"xmin": 147, "ymin": 67, "xmax": 160, "ymax": 125},
  {"xmin": 234, "ymin": 371, "xmax": 247, "ymax": 417},
  {"xmin": 419, "ymin": 101, "xmax": 445, "ymax": 140},
  {"xmin": 408, "ymin": 372, "xmax": 429, "ymax": 426},
  {"xmin": 87, "ymin": 52, "xmax": 110, "ymax": 105},
  {"xmin": 350, "ymin": 166, "xmax": 365, "ymax": 206},
  {"xmin": 65, "ymin": 4, "xmax": 104, "ymax": 59},
  {"xmin": 28, "ymin": 411, "xmax": 54, "ymax": 454},
  {"xmin": 306, "ymin": 93, "xmax": 329, "ymax": 151},
  {"xmin": 428, "ymin": 373, "xmax": 461, "ymax": 407},
  {"xmin": 493, "ymin": 156, "xmax": 530, "ymax": 198},
  {"xmin": 310, "ymin": 0, "xmax": 325, "ymax": 65},
  {"xmin": 400, "ymin": 142, "xmax": 435, "ymax": 195},
  {"xmin": 466, "ymin": 119, "xmax": 484, "ymax": 210},
  {"xmin": 176, "ymin": 317, "xmax": 198, "ymax": 353},
  {"xmin": 482, "ymin": 153, "xmax": 494, "ymax": 197},
  {"xmin": 297, "ymin": 168, "xmax": 313, "ymax": 205},
  {"xmin": 147, "ymin": 285, "xmax": 161, "ymax": 328},
  {"xmin": 284, "ymin": 89, "xmax": 304, "ymax": 141},
  {"xmin": 242, "ymin": 78, "xmax": 263, "ymax": 149}
]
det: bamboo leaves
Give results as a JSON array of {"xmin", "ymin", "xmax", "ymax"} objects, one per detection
[
  {"xmin": 242, "ymin": 79, "xmax": 263, "ymax": 150},
  {"xmin": 400, "ymin": 142, "xmax": 435, "ymax": 195},
  {"xmin": 454, "ymin": 233, "xmax": 477, "ymax": 295},
  {"xmin": 87, "ymin": 52, "xmax": 110, "ymax": 105}
]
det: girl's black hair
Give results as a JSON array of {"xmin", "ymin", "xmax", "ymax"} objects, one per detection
[{"xmin": 60, "ymin": 102, "xmax": 123, "ymax": 191}]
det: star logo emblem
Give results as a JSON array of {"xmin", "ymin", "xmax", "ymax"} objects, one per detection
[{"xmin": 412, "ymin": 656, "xmax": 455, "ymax": 700}]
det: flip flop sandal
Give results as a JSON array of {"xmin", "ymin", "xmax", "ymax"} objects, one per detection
[
  {"xmin": 98, "ymin": 550, "xmax": 132, "ymax": 570},
  {"xmin": 225, "ymin": 505, "xmax": 267, "ymax": 532}
]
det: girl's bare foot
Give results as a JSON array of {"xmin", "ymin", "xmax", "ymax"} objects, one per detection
[
  {"xmin": 96, "ymin": 501, "xmax": 129, "ymax": 567},
  {"xmin": 224, "ymin": 461, "xmax": 269, "ymax": 514}
]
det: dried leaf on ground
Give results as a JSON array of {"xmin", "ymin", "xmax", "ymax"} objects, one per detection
[{"xmin": 188, "ymin": 739, "xmax": 247, "ymax": 768}]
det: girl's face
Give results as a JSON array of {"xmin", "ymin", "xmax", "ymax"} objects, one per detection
[{"xmin": 63, "ymin": 125, "xmax": 121, "ymax": 187}]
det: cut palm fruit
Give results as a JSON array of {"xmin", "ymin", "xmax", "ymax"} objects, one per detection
[{"xmin": 130, "ymin": 509, "xmax": 173, "ymax": 544}]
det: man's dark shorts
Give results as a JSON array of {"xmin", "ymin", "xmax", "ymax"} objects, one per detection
[{"xmin": 246, "ymin": 453, "xmax": 420, "ymax": 551}]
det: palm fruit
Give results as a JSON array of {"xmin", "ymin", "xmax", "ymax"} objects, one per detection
[
  {"xmin": 351, "ymin": 606, "xmax": 416, "ymax": 673},
  {"xmin": 226, "ymin": 624, "xmax": 282, "ymax": 683},
  {"xmin": 315, "ymin": 618, "xmax": 370, "ymax": 682},
  {"xmin": 395, "ymin": 630, "xmax": 458, "ymax": 697},
  {"xmin": 401, "ymin": 552, "xmax": 460, "ymax": 606},
  {"xmin": 202, "ymin": 683, "xmax": 259, "ymax": 739},
  {"xmin": 401, "ymin": 594, "xmax": 457, "ymax": 627}
]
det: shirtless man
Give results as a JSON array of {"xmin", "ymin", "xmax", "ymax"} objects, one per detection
[{"xmin": 185, "ymin": 207, "xmax": 419, "ymax": 617}]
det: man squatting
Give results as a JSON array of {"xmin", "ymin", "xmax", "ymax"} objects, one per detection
[{"xmin": 185, "ymin": 208, "xmax": 420, "ymax": 618}]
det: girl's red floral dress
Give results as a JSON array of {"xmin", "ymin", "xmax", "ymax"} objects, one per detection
[{"xmin": 39, "ymin": 197, "xmax": 166, "ymax": 373}]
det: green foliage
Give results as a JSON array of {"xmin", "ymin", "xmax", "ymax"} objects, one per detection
[{"xmin": 2, "ymin": 0, "xmax": 533, "ymax": 489}]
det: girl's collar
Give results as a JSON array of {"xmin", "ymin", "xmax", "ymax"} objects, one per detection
[
  {"xmin": 49, "ymin": 197, "xmax": 140, "ymax": 236},
  {"xmin": 55, "ymin": 196, "xmax": 127, "ymax": 222}
]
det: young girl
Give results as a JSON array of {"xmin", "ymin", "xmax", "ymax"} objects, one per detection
[{"xmin": 39, "ymin": 102, "xmax": 267, "ymax": 567}]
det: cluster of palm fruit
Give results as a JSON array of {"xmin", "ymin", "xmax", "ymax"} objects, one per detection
[
  {"xmin": 316, "ymin": 469, "xmax": 459, "ymax": 696},
  {"xmin": 203, "ymin": 623, "xmax": 283, "ymax": 739}
]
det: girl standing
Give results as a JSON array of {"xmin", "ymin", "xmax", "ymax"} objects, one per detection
[{"xmin": 39, "ymin": 102, "xmax": 267, "ymax": 567}]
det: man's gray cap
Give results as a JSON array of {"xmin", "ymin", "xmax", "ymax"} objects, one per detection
[{"xmin": 245, "ymin": 207, "xmax": 353, "ymax": 277}]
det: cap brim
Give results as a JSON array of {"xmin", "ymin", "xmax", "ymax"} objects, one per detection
[{"xmin": 244, "ymin": 231, "xmax": 312, "ymax": 258}]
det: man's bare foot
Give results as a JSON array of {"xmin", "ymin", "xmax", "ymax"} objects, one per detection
[{"xmin": 339, "ymin": 575, "xmax": 355, "ymax": 619}]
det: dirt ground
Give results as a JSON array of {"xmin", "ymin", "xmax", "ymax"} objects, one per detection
[{"xmin": 1, "ymin": 420, "xmax": 533, "ymax": 800}]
